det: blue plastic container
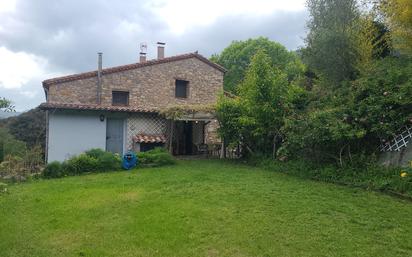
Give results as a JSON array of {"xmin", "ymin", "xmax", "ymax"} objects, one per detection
[{"xmin": 122, "ymin": 151, "xmax": 138, "ymax": 170}]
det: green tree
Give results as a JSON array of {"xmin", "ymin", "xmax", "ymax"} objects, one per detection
[
  {"xmin": 303, "ymin": 0, "xmax": 367, "ymax": 84},
  {"xmin": 380, "ymin": 0, "xmax": 412, "ymax": 55},
  {"xmin": 0, "ymin": 128, "xmax": 27, "ymax": 162},
  {"xmin": 351, "ymin": 56, "xmax": 412, "ymax": 139},
  {"xmin": 0, "ymin": 97, "xmax": 14, "ymax": 112},
  {"xmin": 0, "ymin": 107, "xmax": 46, "ymax": 151},
  {"xmin": 217, "ymin": 50, "xmax": 298, "ymax": 157},
  {"xmin": 212, "ymin": 37, "xmax": 304, "ymax": 92}
]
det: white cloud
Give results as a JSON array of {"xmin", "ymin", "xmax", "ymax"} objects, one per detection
[
  {"xmin": 0, "ymin": 46, "xmax": 47, "ymax": 89},
  {"xmin": 0, "ymin": 0, "xmax": 308, "ymax": 111},
  {"xmin": 0, "ymin": 0, "xmax": 16, "ymax": 14},
  {"xmin": 152, "ymin": 0, "xmax": 306, "ymax": 34}
]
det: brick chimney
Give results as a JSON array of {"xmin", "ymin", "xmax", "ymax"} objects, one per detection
[
  {"xmin": 157, "ymin": 42, "xmax": 165, "ymax": 59},
  {"xmin": 139, "ymin": 52, "xmax": 146, "ymax": 63}
]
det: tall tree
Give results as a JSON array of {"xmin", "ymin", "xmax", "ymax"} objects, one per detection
[
  {"xmin": 303, "ymin": 0, "xmax": 363, "ymax": 84},
  {"xmin": 217, "ymin": 50, "xmax": 297, "ymax": 157},
  {"xmin": 380, "ymin": 0, "xmax": 412, "ymax": 55},
  {"xmin": 211, "ymin": 37, "xmax": 304, "ymax": 93}
]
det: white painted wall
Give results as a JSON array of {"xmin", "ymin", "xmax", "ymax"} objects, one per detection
[{"xmin": 47, "ymin": 112, "xmax": 107, "ymax": 162}]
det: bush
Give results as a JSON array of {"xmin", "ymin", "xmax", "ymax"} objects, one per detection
[
  {"xmin": 96, "ymin": 151, "xmax": 121, "ymax": 171},
  {"xmin": 42, "ymin": 148, "xmax": 172, "ymax": 179},
  {"xmin": 0, "ymin": 155, "xmax": 26, "ymax": 181},
  {"xmin": 42, "ymin": 149, "xmax": 122, "ymax": 178},
  {"xmin": 85, "ymin": 148, "xmax": 121, "ymax": 171},
  {"xmin": 84, "ymin": 148, "xmax": 106, "ymax": 159},
  {"xmin": 43, "ymin": 161, "xmax": 65, "ymax": 178},
  {"xmin": 64, "ymin": 154, "xmax": 99, "ymax": 175},
  {"xmin": 137, "ymin": 148, "xmax": 176, "ymax": 167},
  {"xmin": 255, "ymin": 157, "xmax": 412, "ymax": 197}
]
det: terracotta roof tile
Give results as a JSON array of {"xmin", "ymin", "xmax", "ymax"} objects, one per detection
[
  {"xmin": 39, "ymin": 102, "xmax": 158, "ymax": 113},
  {"xmin": 42, "ymin": 52, "xmax": 226, "ymax": 88},
  {"xmin": 133, "ymin": 134, "xmax": 167, "ymax": 143}
]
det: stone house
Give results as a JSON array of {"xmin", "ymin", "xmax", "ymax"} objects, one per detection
[{"xmin": 40, "ymin": 43, "xmax": 225, "ymax": 162}]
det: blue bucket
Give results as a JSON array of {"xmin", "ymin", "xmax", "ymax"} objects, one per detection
[{"xmin": 122, "ymin": 151, "xmax": 138, "ymax": 170}]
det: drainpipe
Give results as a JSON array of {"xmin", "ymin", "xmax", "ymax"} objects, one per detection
[
  {"xmin": 97, "ymin": 52, "xmax": 102, "ymax": 104},
  {"xmin": 45, "ymin": 110, "xmax": 49, "ymax": 163}
]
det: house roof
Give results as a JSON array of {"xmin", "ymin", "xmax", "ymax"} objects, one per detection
[
  {"xmin": 133, "ymin": 134, "xmax": 167, "ymax": 143},
  {"xmin": 42, "ymin": 52, "xmax": 226, "ymax": 88},
  {"xmin": 39, "ymin": 102, "xmax": 158, "ymax": 113}
]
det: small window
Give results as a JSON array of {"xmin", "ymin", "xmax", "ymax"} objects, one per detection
[
  {"xmin": 112, "ymin": 91, "xmax": 129, "ymax": 106},
  {"xmin": 175, "ymin": 80, "xmax": 189, "ymax": 98}
]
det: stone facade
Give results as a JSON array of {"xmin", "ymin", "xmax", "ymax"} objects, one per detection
[
  {"xmin": 205, "ymin": 120, "xmax": 221, "ymax": 144},
  {"xmin": 45, "ymin": 54, "xmax": 224, "ymax": 155},
  {"xmin": 47, "ymin": 57, "xmax": 224, "ymax": 109}
]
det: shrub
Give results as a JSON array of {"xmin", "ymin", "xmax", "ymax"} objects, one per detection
[
  {"xmin": 84, "ymin": 148, "xmax": 106, "ymax": 159},
  {"xmin": 22, "ymin": 145, "xmax": 44, "ymax": 173},
  {"xmin": 137, "ymin": 148, "xmax": 176, "ymax": 167},
  {"xmin": 256, "ymin": 157, "xmax": 412, "ymax": 197},
  {"xmin": 85, "ymin": 148, "xmax": 121, "ymax": 171},
  {"xmin": 43, "ymin": 161, "xmax": 65, "ymax": 178},
  {"xmin": 65, "ymin": 154, "xmax": 99, "ymax": 175},
  {"xmin": 96, "ymin": 151, "xmax": 121, "ymax": 171},
  {"xmin": 0, "ymin": 155, "xmax": 25, "ymax": 181},
  {"xmin": 42, "ymin": 150, "xmax": 122, "ymax": 179}
]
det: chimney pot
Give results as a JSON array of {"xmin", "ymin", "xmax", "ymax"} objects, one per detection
[{"xmin": 157, "ymin": 42, "xmax": 165, "ymax": 59}]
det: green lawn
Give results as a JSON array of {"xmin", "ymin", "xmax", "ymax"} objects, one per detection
[{"xmin": 1, "ymin": 160, "xmax": 412, "ymax": 257}]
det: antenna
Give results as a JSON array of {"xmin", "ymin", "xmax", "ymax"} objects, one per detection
[{"xmin": 139, "ymin": 42, "xmax": 147, "ymax": 54}]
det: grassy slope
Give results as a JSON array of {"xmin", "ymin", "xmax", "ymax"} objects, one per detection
[{"xmin": 1, "ymin": 160, "xmax": 412, "ymax": 257}]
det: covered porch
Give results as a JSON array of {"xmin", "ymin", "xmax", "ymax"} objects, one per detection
[{"xmin": 166, "ymin": 110, "xmax": 222, "ymax": 157}]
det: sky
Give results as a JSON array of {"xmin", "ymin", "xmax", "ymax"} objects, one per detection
[{"xmin": 0, "ymin": 0, "xmax": 308, "ymax": 111}]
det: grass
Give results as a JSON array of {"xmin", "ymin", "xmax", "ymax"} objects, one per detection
[{"xmin": 1, "ymin": 160, "xmax": 412, "ymax": 257}]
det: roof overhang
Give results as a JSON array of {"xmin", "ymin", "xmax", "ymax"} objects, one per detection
[
  {"xmin": 39, "ymin": 102, "xmax": 158, "ymax": 114},
  {"xmin": 133, "ymin": 134, "xmax": 167, "ymax": 143}
]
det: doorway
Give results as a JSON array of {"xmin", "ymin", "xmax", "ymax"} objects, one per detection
[
  {"xmin": 174, "ymin": 121, "xmax": 193, "ymax": 155},
  {"xmin": 106, "ymin": 118, "xmax": 124, "ymax": 154}
]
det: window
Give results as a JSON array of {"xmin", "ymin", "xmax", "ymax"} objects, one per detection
[
  {"xmin": 112, "ymin": 91, "xmax": 129, "ymax": 106},
  {"xmin": 175, "ymin": 79, "xmax": 189, "ymax": 98}
]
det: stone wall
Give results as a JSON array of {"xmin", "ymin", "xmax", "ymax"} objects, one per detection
[
  {"xmin": 48, "ymin": 57, "xmax": 224, "ymax": 109},
  {"xmin": 205, "ymin": 120, "xmax": 221, "ymax": 144}
]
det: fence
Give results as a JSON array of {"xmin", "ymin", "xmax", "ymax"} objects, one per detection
[{"xmin": 380, "ymin": 126, "xmax": 412, "ymax": 152}]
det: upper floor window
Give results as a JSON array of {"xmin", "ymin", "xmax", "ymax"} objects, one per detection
[
  {"xmin": 112, "ymin": 91, "xmax": 129, "ymax": 106},
  {"xmin": 175, "ymin": 79, "xmax": 189, "ymax": 98}
]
